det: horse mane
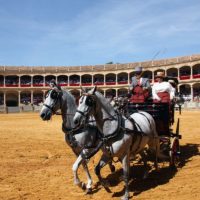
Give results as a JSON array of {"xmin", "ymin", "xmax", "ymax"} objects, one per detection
[
  {"xmin": 64, "ymin": 89, "xmax": 77, "ymax": 115},
  {"xmin": 61, "ymin": 89, "xmax": 77, "ymax": 129},
  {"xmin": 95, "ymin": 91, "xmax": 116, "ymax": 117}
]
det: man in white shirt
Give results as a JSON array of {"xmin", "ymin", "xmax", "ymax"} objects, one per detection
[{"xmin": 152, "ymin": 71, "xmax": 175, "ymax": 103}]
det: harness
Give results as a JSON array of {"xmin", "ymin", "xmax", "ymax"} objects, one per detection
[{"xmin": 43, "ymin": 90, "xmax": 63, "ymax": 114}]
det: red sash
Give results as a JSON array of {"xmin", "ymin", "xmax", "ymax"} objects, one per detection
[
  {"xmin": 153, "ymin": 92, "xmax": 170, "ymax": 103},
  {"xmin": 130, "ymin": 85, "xmax": 149, "ymax": 103}
]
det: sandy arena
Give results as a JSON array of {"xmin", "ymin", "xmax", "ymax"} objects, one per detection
[{"xmin": 0, "ymin": 110, "xmax": 200, "ymax": 200}]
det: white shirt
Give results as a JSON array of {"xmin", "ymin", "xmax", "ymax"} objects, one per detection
[{"xmin": 152, "ymin": 82, "xmax": 175, "ymax": 101}]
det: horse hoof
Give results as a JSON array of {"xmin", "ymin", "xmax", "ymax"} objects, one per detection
[
  {"xmin": 81, "ymin": 182, "xmax": 86, "ymax": 190},
  {"xmin": 86, "ymin": 188, "xmax": 92, "ymax": 194},
  {"xmin": 110, "ymin": 165, "xmax": 115, "ymax": 173},
  {"xmin": 121, "ymin": 196, "xmax": 129, "ymax": 200}
]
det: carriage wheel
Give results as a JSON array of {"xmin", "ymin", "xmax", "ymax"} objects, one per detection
[{"xmin": 169, "ymin": 137, "xmax": 180, "ymax": 168}]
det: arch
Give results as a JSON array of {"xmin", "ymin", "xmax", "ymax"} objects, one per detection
[
  {"xmin": 6, "ymin": 92, "xmax": 18, "ymax": 106},
  {"xmin": 33, "ymin": 91, "xmax": 43, "ymax": 105},
  {"xmin": 33, "ymin": 75, "xmax": 44, "ymax": 87},
  {"xmin": 105, "ymin": 73, "xmax": 116, "ymax": 85},
  {"xmin": 97, "ymin": 88, "xmax": 104, "ymax": 96},
  {"xmin": 117, "ymin": 72, "xmax": 128, "ymax": 84},
  {"xmin": 58, "ymin": 75, "xmax": 68, "ymax": 86},
  {"xmin": 20, "ymin": 91, "xmax": 31, "ymax": 105},
  {"xmin": 179, "ymin": 84, "xmax": 191, "ymax": 101},
  {"xmin": 0, "ymin": 92, "xmax": 4, "ymax": 105},
  {"xmin": 105, "ymin": 89, "xmax": 116, "ymax": 98},
  {"xmin": 0, "ymin": 75, "xmax": 4, "ymax": 86},
  {"xmin": 69, "ymin": 75, "xmax": 80, "ymax": 86},
  {"xmin": 143, "ymin": 70, "xmax": 153, "ymax": 82},
  {"xmin": 166, "ymin": 68, "xmax": 178, "ymax": 78},
  {"xmin": 20, "ymin": 75, "xmax": 31, "ymax": 87},
  {"xmin": 5, "ymin": 75, "xmax": 19, "ymax": 87},
  {"xmin": 45, "ymin": 75, "xmax": 56, "ymax": 86},
  {"xmin": 118, "ymin": 88, "xmax": 128, "ymax": 97},
  {"xmin": 179, "ymin": 66, "xmax": 191, "ymax": 80},
  {"xmin": 193, "ymin": 83, "xmax": 200, "ymax": 102},
  {"xmin": 94, "ymin": 74, "xmax": 104, "ymax": 85},
  {"xmin": 192, "ymin": 64, "xmax": 200, "ymax": 78},
  {"xmin": 81, "ymin": 74, "xmax": 92, "ymax": 86}
]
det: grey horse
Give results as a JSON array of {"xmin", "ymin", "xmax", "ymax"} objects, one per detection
[
  {"xmin": 73, "ymin": 86, "xmax": 164, "ymax": 200},
  {"xmin": 40, "ymin": 82, "xmax": 115, "ymax": 193}
]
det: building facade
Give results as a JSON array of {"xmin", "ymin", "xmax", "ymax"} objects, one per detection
[{"xmin": 0, "ymin": 54, "xmax": 200, "ymax": 111}]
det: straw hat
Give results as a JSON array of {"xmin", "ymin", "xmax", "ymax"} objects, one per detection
[
  {"xmin": 134, "ymin": 66, "xmax": 143, "ymax": 74},
  {"xmin": 155, "ymin": 71, "xmax": 165, "ymax": 78}
]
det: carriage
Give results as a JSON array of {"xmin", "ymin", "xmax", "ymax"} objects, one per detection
[{"xmin": 126, "ymin": 101, "xmax": 181, "ymax": 168}]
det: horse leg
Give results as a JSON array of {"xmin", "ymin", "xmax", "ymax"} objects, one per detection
[
  {"xmin": 121, "ymin": 153, "xmax": 130, "ymax": 200},
  {"xmin": 94, "ymin": 154, "xmax": 112, "ymax": 192},
  {"xmin": 72, "ymin": 154, "xmax": 86, "ymax": 190},
  {"xmin": 108, "ymin": 161, "xmax": 115, "ymax": 173},
  {"xmin": 140, "ymin": 150, "xmax": 150, "ymax": 179},
  {"xmin": 81, "ymin": 159, "xmax": 93, "ymax": 194}
]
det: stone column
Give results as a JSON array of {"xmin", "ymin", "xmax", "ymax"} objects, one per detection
[
  {"xmin": 177, "ymin": 85, "xmax": 180, "ymax": 94},
  {"xmin": 18, "ymin": 76, "xmax": 21, "ymax": 87},
  {"xmin": 116, "ymin": 89, "xmax": 118, "ymax": 98},
  {"xmin": 191, "ymin": 85, "xmax": 194, "ymax": 101},
  {"xmin": 80, "ymin": 75, "xmax": 82, "ymax": 85},
  {"xmin": 31, "ymin": 76, "xmax": 33, "ymax": 87},
  {"xmin": 91, "ymin": 75, "xmax": 94, "ymax": 85},
  {"xmin": 152, "ymin": 71, "xmax": 155, "ymax": 83},
  {"xmin": 128, "ymin": 73, "xmax": 130, "ymax": 84},
  {"xmin": 43, "ymin": 90, "xmax": 46, "ymax": 101},
  {"xmin": 177, "ymin": 68, "xmax": 180, "ymax": 80},
  {"xmin": 18, "ymin": 91, "xmax": 21, "ymax": 107},
  {"xmin": 104, "ymin": 75, "xmax": 105, "ymax": 85},
  {"xmin": 43, "ymin": 76, "xmax": 45, "ymax": 86},
  {"xmin": 4, "ymin": 92, "xmax": 6, "ymax": 106},
  {"xmin": 31, "ymin": 91, "xmax": 33, "ymax": 104},
  {"xmin": 68, "ymin": 76, "xmax": 70, "ymax": 85}
]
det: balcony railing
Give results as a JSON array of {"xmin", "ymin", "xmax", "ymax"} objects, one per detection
[
  {"xmin": 5, "ymin": 84, "xmax": 19, "ymax": 87},
  {"xmin": 82, "ymin": 83, "xmax": 92, "ymax": 86},
  {"xmin": 179, "ymin": 75, "xmax": 191, "ymax": 80},
  {"xmin": 118, "ymin": 81, "xmax": 128, "ymax": 84},
  {"xmin": 106, "ymin": 81, "xmax": 116, "ymax": 85},
  {"xmin": 193, "ymin": 74, "xmax": 200, "ymax": 79},
  {"xmin": 58, "ymin": 83, "xmax": 68, "ymax": 86}
]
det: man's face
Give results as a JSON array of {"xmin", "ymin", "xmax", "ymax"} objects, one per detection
[{"xmin": 135, "ymin": 72, "xmax": 142, "ymax": 78}]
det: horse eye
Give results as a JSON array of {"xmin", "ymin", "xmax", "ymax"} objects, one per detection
[
  {"xmin": 86, "ymin": 96, "xmax": 93, "ymax": 107},
  {"xmin": 51, "ymin": 91, "xmax": 58, "ymax": 99}
]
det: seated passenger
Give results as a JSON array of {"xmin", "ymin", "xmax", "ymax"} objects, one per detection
[
  {"xmin": 152, "ymin": 72, "xmax": 175, "ymax": 103},
  {"xmin": 129, "ymin": 66, "xmax": 151, "ymax": 103}
]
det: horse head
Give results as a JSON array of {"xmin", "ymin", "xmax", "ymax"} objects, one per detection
[
  {"xmin": 73, "ymin": 86, "xmax": 97, "ymax": 127},
  {"xmin": 40, "ymin": 80, "xmax": 63, "ymax": 120}
]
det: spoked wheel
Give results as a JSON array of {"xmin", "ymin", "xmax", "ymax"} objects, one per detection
[{"xmin": 169, "ymin": 137, "xmax": 181, "ymax": 168}]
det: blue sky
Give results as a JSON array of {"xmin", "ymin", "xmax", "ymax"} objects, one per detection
[{"xmin": 0, "ymin": 0, "xmax": 200, "ymax": 66}]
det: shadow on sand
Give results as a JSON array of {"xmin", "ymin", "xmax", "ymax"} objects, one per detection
[{"xmin": 94, "ymin": 143, "xmax": 200, "ymax": 198}]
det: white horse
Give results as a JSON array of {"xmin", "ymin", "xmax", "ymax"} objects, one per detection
[
  {"xmin": 73, "ymin": 86, "xmax": 164, "ymax": 200},
  {"xmin": 40, "ymin": 82, "xmax": 115, "ymax": 193}
]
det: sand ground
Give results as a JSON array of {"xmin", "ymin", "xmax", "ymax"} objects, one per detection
[{"xmin": 0, "ymin": 110, "xmax": 200, "ymax": 200}]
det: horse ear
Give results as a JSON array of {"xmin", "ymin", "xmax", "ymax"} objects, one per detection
[
  {"xmin": 80, "ymin": 86, "xmax": 86, "ymax": 93},
  {"xmin": 90, "ymin": 86, "xmax": 97, "ymax": 95},
  {"xmin": 49, "ymin": 79, "xmax": 57, "ymax": 89}
]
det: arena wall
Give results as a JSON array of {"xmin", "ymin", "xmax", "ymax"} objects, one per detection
[{"xmin": 0, "ymin": 54, "xmax": 200, "ymax": 112}]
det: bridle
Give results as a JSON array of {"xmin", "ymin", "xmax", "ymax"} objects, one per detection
[
  {"xmin": 76, "ymin": 94, "xmax": 95, "ymax": 119},
  {"xmin": 43, "ymin": 89, "xmax": 63, "ymax": 114}
]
